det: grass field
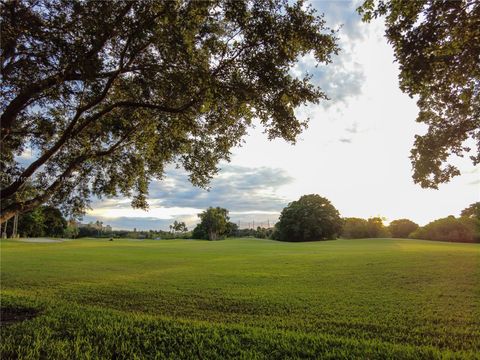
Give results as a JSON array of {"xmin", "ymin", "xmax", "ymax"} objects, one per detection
[{"xmin": 1, "ymin": 238, "xmax": 479, "ymax": 359}]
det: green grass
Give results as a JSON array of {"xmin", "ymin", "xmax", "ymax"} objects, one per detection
[{"xmin": 1, "ymin": 238, "xmax": 479, "ymax": 359}]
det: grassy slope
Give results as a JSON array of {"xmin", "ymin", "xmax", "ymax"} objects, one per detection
[{"xmin": 1, "ymin": 238, "xmax": 479, "ymax": 359}]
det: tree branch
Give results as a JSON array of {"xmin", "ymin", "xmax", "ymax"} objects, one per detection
[
  {"xmin": 0, "ymin": 95, "xmax": 195, "ymax": 199},
  {"xmin": 0, "ymin": 2, "xmax": 134, "ymax": 137},
  {"xmin": 0, "ymin": 129, "xmax": 133, "ymax": 223}
]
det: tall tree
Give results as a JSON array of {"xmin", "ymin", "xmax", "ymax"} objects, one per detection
[
  {"xmin": 359, "ymin": 0, "xmax": 480, "ymax": 188},
  {"xmin": 194, "ymin": 207, "xmax": 230, "ymax": 240},
  {"xmin": 171, "ymin": 220, "xmax": 187, "ymax": 233},
  {"xmin": 0, "ymin": 0, "xmax": 338, "ymax": 223}
]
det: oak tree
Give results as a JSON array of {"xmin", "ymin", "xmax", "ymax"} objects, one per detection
[
  {"xmin": 275, "ymin": 194, "xmax": 342, "ymax": 242},
  {"xmin": 193, "ymin": 207, "xmax": 229, "ymax": 240},
  {"xmin": 0, "ymin": 0, "xmax": 338, "ymax": 223}
]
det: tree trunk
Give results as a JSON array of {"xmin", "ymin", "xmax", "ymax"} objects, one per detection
[
  {"xmin": 2, "ymin": 218, "xmax": 9, "ymax": 238},
  {"xmin": 12, "ymin": 213, "xmax": 18, "ymax": 238}
]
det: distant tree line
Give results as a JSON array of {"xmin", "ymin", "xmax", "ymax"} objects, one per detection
[
  {"xmin": 3, "ymin": 197, "xmax": 477, "ymax": 244},
  {"xmin": 341, "ymin": 217, "xmax": 391, "ymax": 239},
  {"xmin": 77, "ymin": 223, "xmax": 193, "ymax": 240},
  {"xmin": 340, "ymin": 203, "xmax": 479, "ymax": 243},
  {"xmin": 409, "ymin": 213, "xmax": 479, "ymax": 243},
  {"xmin": 234, "ymin": 198, "xmax": 478, "ymax": 244}
]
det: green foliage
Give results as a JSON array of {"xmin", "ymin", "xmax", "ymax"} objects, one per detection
[
  {"xmin": 341, "ymin": 217, "xmax": 369, "ymax": 238},
  {"xmin": 461, "ymin": 202, "xmax": 480, "ymax": 219},
  {"xmin": 42, "ymin": 206, "xmax": 67, "ymax": 237},
  {"xmin": 192, "ymin": 221, "xmax": 208, "ymax": 240},
  {"xmin": 275, "ymin": 194, "xmax": 343, "ymax": 242},
  {"xmin": 255, "ymin": 227, "xmax": 274, "ymax": 239},
  {"xmin": 63, "ymin": 223, "xmax": 79, "ymax": 239},
  {"xmin": 235, "ymin": 227, "xmax": 263, "ymax": 238},
  {"xmin": 1, "ymin": 238, "xmax": 479, "ymax": 358},
  {"xmin": 17, "ymin": 207, "xmax": 45, "ymax": 237},
  {"xmin": 388, "ymin": 219, "xmax": 419, "ymax": 238},
  {"xmin": 193, "ymin": 207, "xmax": 230, "ymax": 240},
  {"xmin": 1, "ymin": 0, "xmax": 339, "ymax": 222},
  {"xmin": 78, "ymin": 224, "xmax": 102, "ymax": 238},
  {"xmin": 170, "ymin": 220, "xmax": 188, "ymax": 233},
  {"xmin": 341, "ymin": 217, "xmax": 389, "ymax": 239},
  {"xmin": 4, "ymin": 206, "xmax": 67, "ymax": 238},
  {"xmin": 410, "ymin": 216, "xmax": 479, "ymax": 243},
  {"xmin": 358, "ymin": 0, "xmax": 480, "ymax": 188},
  {"xmin": 225, "ymin": 221, "xmax": 239, "ymax": 237},
  {"xmin": 366, "ymin": 217, "xmax": 390, "ymax": 238}
]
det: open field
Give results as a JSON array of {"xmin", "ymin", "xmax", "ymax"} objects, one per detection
[{"xmin": 1, "ymin": 238, "xmax": 479, "ymax": 359}]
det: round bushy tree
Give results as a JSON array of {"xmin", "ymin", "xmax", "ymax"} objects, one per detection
[{"xmin": 275, "ymin": 194, "xmax": 342, "ymax": 242}]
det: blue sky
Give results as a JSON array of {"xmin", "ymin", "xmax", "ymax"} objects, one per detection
[{"xmin": 83, "ymin": 0, "xmax": 479, "ymax": 230}]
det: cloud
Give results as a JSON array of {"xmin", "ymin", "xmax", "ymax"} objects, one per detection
[
  {"xmin": 312, "ymin": 0, "xmax": 365, "ymax": 41},
  {"xmin": 338, "ymin": 121, "xmax": 365, "ymax": 143},
  {"xmin": 292, "ymin": 1, "xmax": 367, "ymax": 107},
  {"xmin": 81, "ymin": 215, "xmax": 196, "ymax": 231},
  {"xmin": 345, "ymin": 121, "xmax": 359, "ymax": 134},
  {"xmin": 149, "ymin": 165, "xmax": 293, "ymax": 212},
  {"xmin": 86, "ymin": 165, "xmax": 293, "ymax": 230}
]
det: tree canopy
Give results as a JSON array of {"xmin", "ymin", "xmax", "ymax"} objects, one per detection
[
  {"xmin": 1, "ymin": 205, "xmax": 67, "ymax": 238},
  {"xmin": 410, "ymin": 215, "xmax": 479, "ymax": 243},
  {"xmin": 341, "ymin": 216, "xmax": 389, "ymax": 239},
  {"xmin": 341, "ymin": 217, "xmax": 369, "ymax": 239},
  {"xmin": 358, "ymin": 0, "xmax": 480, "ymax": 188},
  {"xmin": 170, "ymin": 220, "xmax": 188, "ymax": 234},
  {"xmin": 0, "ymin": 0, "xmax": 338, "ymax": 223},
  {"xmin": 388, "ymin": 218, "xmax": 419, "ymax": 238},
  {"xmin": 193, "ymin": 207, "xmax": 230, "ymax": 240},
  {"xmin": 461, "ymin": 202, "xmax": 480, "ymax": 219},
  {"xmin": 275, "ymin": 194, "xmax": 342, "ymax": 242}
]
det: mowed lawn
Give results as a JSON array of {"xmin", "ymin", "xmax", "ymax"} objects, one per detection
[{"xmin": 1, "ymin": 238, "xmax": 479, "ymax": 359}]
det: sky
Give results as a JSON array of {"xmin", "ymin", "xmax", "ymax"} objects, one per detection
[{"xmin": 84, "ymin": 0, "xmax": 479, "ymax": 230}]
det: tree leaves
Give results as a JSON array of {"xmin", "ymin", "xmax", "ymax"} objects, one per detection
[{"xmin": 0, "ymin": 0, "xmax": 338, "ymax": 221}]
